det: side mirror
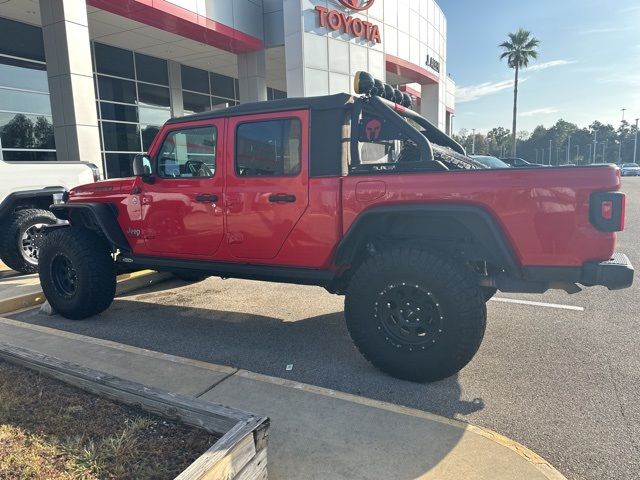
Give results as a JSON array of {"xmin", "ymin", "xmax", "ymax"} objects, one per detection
[{"xmin": 132, "ymin": 154, "xmax": 152, "ymax": 177}]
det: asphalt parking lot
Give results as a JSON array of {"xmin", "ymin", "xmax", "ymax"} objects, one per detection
[{"xmin": 9, "ymin": 177, "xmax": 640, "ymax": 480}]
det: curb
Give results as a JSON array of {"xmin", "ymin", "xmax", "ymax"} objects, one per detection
[
  {"xmin": 0, "ymin": 342, "xmax": 270, "ymax": 480},
  {"xmin": 0, "ymin": 270, "xmax": 172, "ymax": 315},
  {"xmin": 235, "ymin": 369, "xmax": 568, "ymax": 480},
  {"xmin": 0, "ymin": 315, "xmax": 567, "ymax": 480}
]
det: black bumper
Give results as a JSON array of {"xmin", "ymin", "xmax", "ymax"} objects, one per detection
[{"xmin": 581, "ymin": 253, "xmax": 634, "ymax": 290}]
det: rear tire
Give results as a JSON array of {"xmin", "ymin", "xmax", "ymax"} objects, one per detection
[
  {"xmin": 0, "ymin": 209, "xmax": 57, "ymax": 274},
  {"xmin": 39, "ymin": 228, "xmax": 116, "ymax": 320},
  {"xmin": 345, "ymin": 248, "xmax": 486, "ymax": 382}
]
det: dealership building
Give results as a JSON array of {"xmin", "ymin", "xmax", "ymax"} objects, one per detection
[{"xmin": 0, "ymin": 0, "xmax": 455, "ymax": 177}]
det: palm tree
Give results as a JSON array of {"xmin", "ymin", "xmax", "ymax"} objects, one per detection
[{"xmin": 499, "ymin": 29, "xmax": 540, "ymax": 157}]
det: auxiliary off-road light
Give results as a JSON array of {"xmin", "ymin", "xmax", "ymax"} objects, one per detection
[
  {"xmin": 354, "ymin": 71, "xmax": 375, "ymax": 95},
  {"xmin": 374, "ymin": 79, "xmax": 385, "ymax": 96},
  {"xmin": 393, "ymin": 89, "xmax": 404, "ymax": 105},
  {"xmin": 383, "ymin": 84, "xmax": 395, "ymax": 101},
  {"xmin": 353, "ymin": 71, "xmax": 413, "ymax": 108}
]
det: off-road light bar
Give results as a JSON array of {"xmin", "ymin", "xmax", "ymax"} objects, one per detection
[{"xmin": 354, "ymin": 71, "xmax": 413, "ymax": 108}]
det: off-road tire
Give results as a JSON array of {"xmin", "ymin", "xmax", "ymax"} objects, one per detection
[
  {"xmin": 39, "ymin": 227, "xmax": 116, "ymax": 320},
  {"xmin": 172, "ymin": 271, "xmax": 209, "ymax": 283},
  {"xmin": 0, "ymin": 209, "xmax": 57, "ymax": 274},
  {"xmin": 345, "ymin": 248, "xmax": 486, "ymax": 382}
]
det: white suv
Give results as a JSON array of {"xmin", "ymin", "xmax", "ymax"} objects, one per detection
[{"xmin": 0, "ymin": 159, "xmax": 99, "ymax": 273}]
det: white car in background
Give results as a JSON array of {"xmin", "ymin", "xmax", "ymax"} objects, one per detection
[
  {"xmin": 0, "ymin": 159, "xmax": 100, "ymax": 273},
  {"xmin": 620, "ymin": 163, "xmax": 640, "ymax": 177}
]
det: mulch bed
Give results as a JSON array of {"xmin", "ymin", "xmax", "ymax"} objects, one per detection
[{"xmin": 0, "ymin": 360, "xmax": 217, "ymax": 479}]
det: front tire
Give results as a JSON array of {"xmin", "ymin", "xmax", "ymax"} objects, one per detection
[
  {"xmin": 0, "ymin": 209, "xmax": 57, "ymax": 274},
  {"xmin": 345, "ymin": 248, "xmax": 486, "ymax": 382},
  {"xmin": 39, "ymin": 228, "xmax": 116, "ymax": 320}
]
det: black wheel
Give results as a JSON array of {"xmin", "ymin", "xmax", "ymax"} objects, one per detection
[
  {"xmin": 482, "ymin": 287, "xmax": 498, "ymax": 302},
  {"xmin": 39, "ymin": 228, "xmax": 116, "ymax": 320},
  {"xmin": 345, "ymin": 248, "xmax": 486, "ymax": 382},
  {"xmin": 172, "ymin": 271, "xmax": 209, "ymax": 283},
  {"xmin": 0, "ymin": 209, "xmax": 57, "ymax": 274}
]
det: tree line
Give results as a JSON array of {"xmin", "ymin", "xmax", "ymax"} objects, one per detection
[{"xmin": 453, "ymin": 119, "xmax": 639, "ymax": 165}]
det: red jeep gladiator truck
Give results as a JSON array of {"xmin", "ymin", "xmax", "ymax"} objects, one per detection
[{"xmin": 39, "ymin": 72, "xmax": 634, "ymax": 382}]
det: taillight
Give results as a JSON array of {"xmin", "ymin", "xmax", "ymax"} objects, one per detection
[{"xmin": 590, "ymin": 192, "xmax": 625, "ymax": 232}]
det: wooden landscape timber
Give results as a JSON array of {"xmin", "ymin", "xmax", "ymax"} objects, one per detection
[{"xmin": 0, "ymin": 343, "xmax": 270, "ymax": 480}]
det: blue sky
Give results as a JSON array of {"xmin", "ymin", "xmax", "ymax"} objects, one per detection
[{"xmin": 438, "ymin": 0, "xmax": 640, "ymax": 134}]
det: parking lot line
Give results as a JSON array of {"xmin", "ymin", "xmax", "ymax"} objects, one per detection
[{"xmin": 490, "ymin": 297, "xmax": 585, "ymax": 311}]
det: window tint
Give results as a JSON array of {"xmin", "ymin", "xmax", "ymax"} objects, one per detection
[
  {"xmin": 94, "ymin": 43, "xmax": 134, "ymax": 79},
  {"xmin": 100, "ymin": 121, "xmax": 141, "ymax": 152},
  {"xmin": 235, "ymin": 119, "xmax": 301, "ymax": 177},
  {"xmin": 135, "ymin": 53, "xmax": 168, "ymax": 86},
  {"xmin": 97, "ymin": 76, "xmax": 136, "ymax": 104},
  {"xmin": 100, "ymin": 102, "xmax": 138, "ymax": 123},
  {"xmin": 137, "ymin": 83, "xmax": 170, "ymax": 108},
  {"xmin": 157, "ymin": 126, "xmax": 216, "ymax": 178},
  {"xmin": 211, "ymin": 97, "xmax": 235, "ymax": 109},
  {"xmin": 2, "ymin": 150, "xmax": 56, "ymax": 161},
  {"xmin": 0, "ymin": 17, "xmax": 45, "ymax": 62},
  {"xmin": 183, "ymin": 91, "xmax": 211, "ymax": 114},
  {"xmin": 181, "ymin": 65, "xmax": 209, "ymax": 94},
  {"xmin": 210, "ymin": 72, "xmax": 235, "ymax": 99},
  {"xmin": 104, "ymin": 152, "xmax": 136, "ymax": 178},
  {"xmin": 141, "ymin": 125, "xmax": 161, "ymax": 150}
]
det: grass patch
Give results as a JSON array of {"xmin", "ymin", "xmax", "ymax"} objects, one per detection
[{"xmin": 0, "ymin": 360, "xmax": 217, "ymax": 479}]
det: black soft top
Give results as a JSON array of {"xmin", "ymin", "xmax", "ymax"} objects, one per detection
[{"xmin": 166, "ymin": 93, "xmax": 354, "ymax": 124}]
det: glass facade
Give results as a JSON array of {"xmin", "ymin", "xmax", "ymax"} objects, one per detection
[
  {"xmin": 181, "ymin": 65, "xmax": 240, "ymax": 115},
  {"xmin": 0, "ymin": 17, "xmax": 56, "ymax": 162},
  {"xmin": 93, "ymin": 42, "xmax": 172, "ymax": 178},
  {"xmin": 0, "ymin": 16, "xmax": 287, "ymax": 175}
]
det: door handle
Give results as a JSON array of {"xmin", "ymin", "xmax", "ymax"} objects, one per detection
[
  {"xmin": 268, "ymin": 194, "xmax": 296, "ymax": 203},
  {"xmin": 195, "ymin": 194, "xmax": 218, "ymax": 203}
]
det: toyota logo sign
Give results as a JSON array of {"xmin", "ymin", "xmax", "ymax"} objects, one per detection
[{"xmin": 338, "ymin": 0, "xmax": 376, "ymax": 11}]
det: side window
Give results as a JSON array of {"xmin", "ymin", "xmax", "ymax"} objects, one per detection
[
  {"xmin": 352, "ymin": 108, "xmax": 421, "ymax": 173},
  {"xmin": 157, "ymin": 126, "xmax": 216, "ymax": 178},
  {"xmin": 235, "ymin": 119, "xmax": 301, "ymax": 176}
]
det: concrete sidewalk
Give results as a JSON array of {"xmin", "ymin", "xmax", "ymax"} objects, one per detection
[{"xmin": 0, "ymin": 315, "xmax": 566, "ymax": 480}]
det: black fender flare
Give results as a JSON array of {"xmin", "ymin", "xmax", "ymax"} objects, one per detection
[
  {"xmin": 50, "ymin": 203, "xmax": 131, "ymax": 252},
  {"xmin": 334, "ymin": 204, "xmax": 522, "ymax": 277},
  {"xmin": 0, "ymin": 187, "xmax": 66, "ymax": 218}
]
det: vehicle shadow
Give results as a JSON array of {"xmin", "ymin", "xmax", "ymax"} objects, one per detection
[{"xmin": 10, "ymin": 288, "xmax": 485, "ymax": 424}]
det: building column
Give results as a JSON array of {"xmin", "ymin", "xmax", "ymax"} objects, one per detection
[
  {"xmin": 39, "ymin": 0, "xmax": 101, "ymax": 169},
  {"xmin": 282, "ymin": 0, "xmax": 304, "ymax": 98},
  {"xmin": 168, "ymin": 61, "xmax": 184, "ymax": 117},
  {"xmin": 238, "ymin": 51, "xmax": 268, "ymax": 103},
  {"xmin": 420, "ymin": 83, "xmax": 440, "ymax": 128}
]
